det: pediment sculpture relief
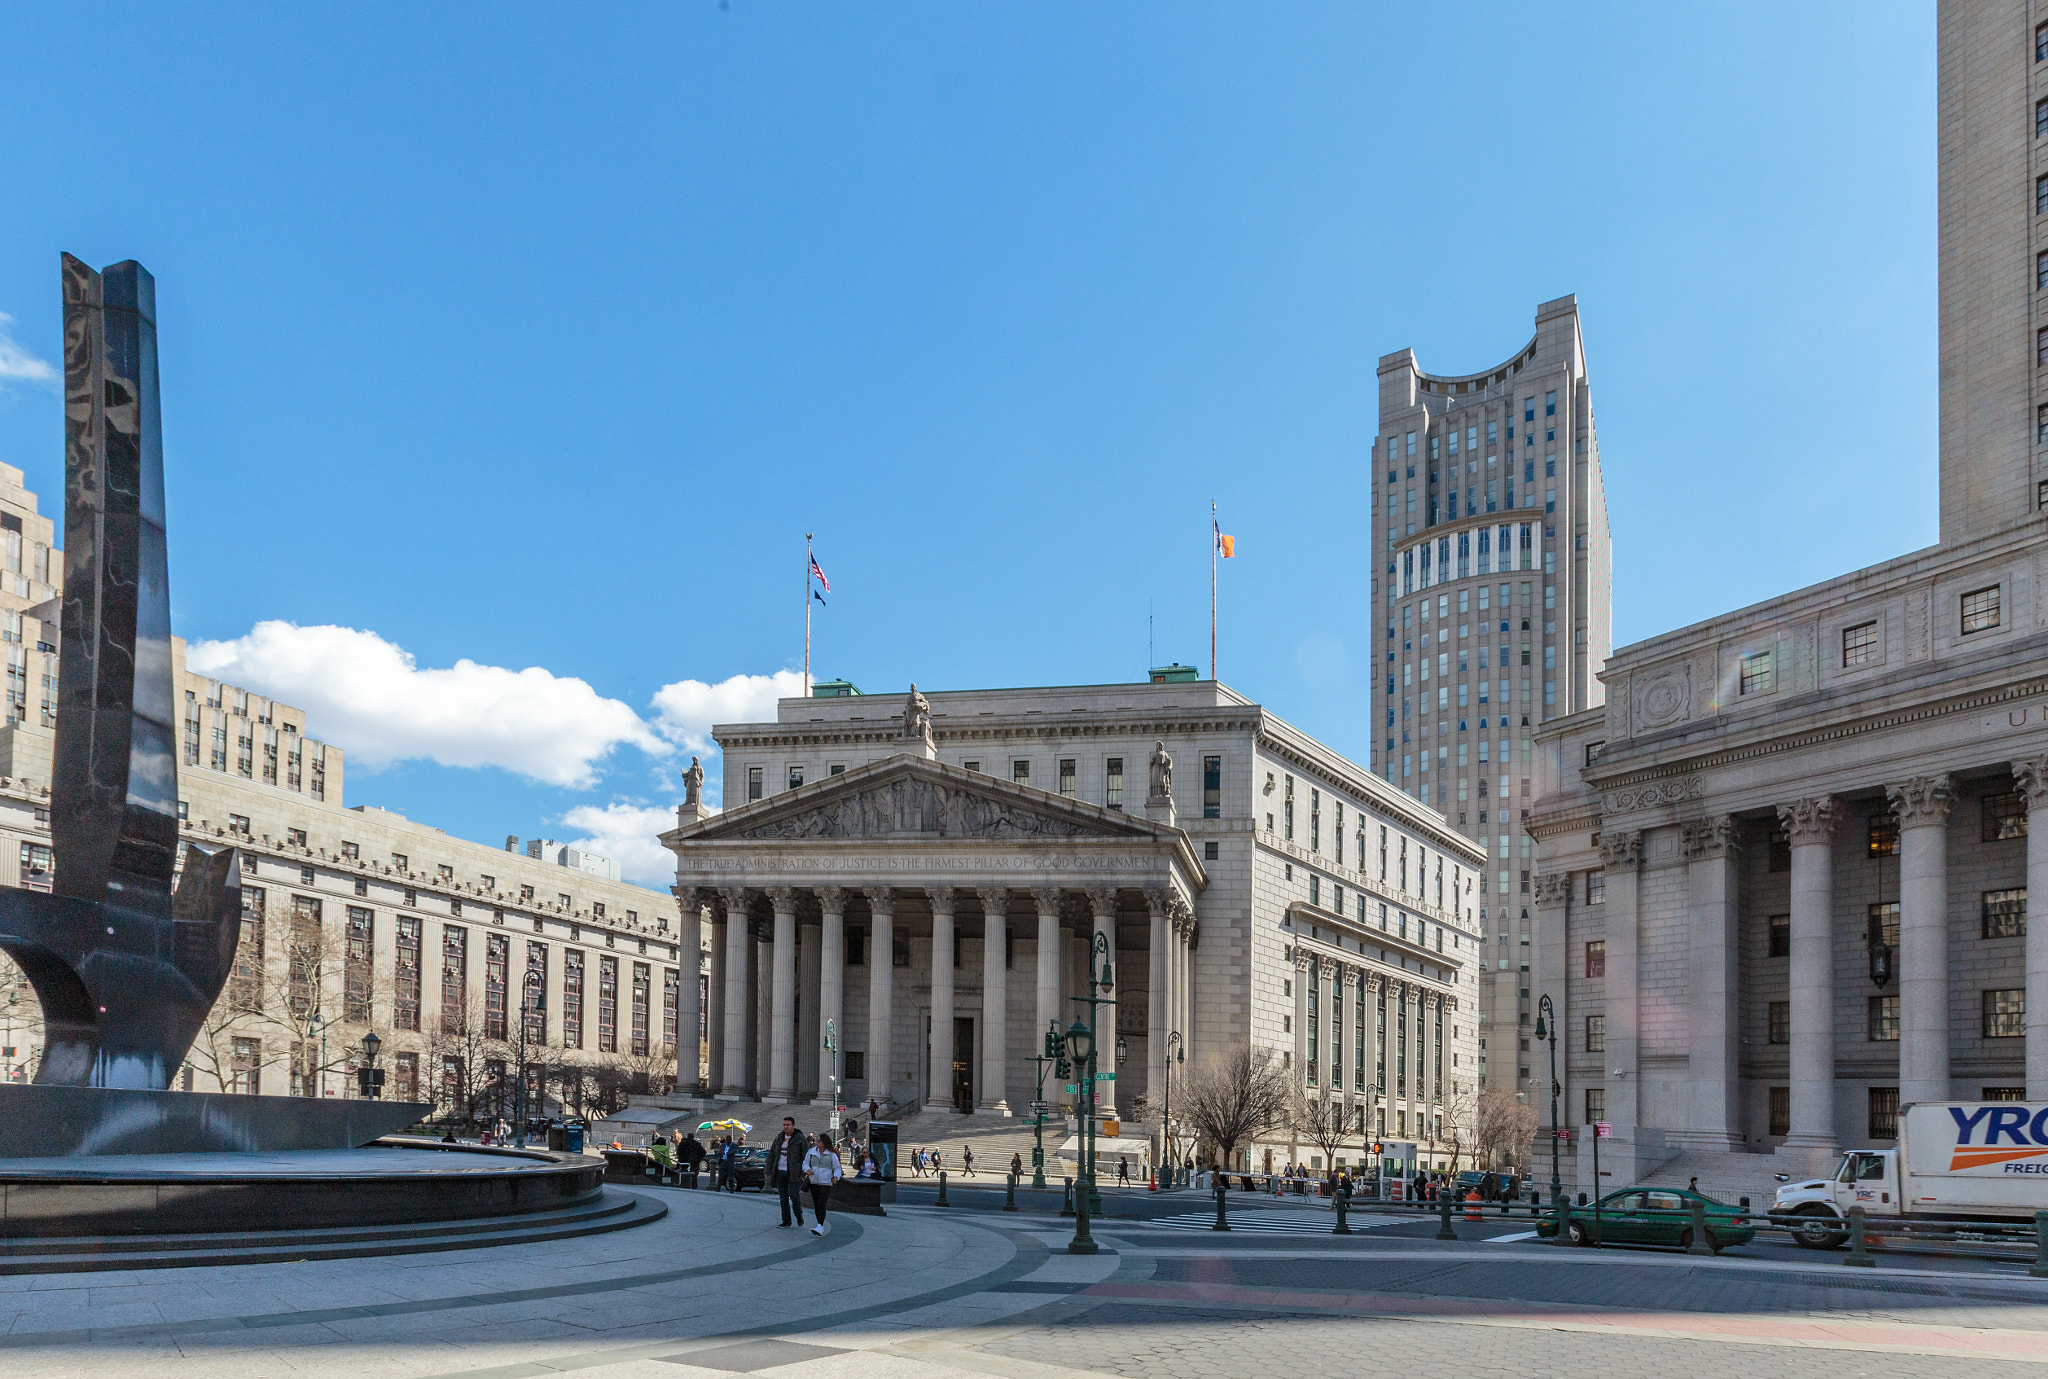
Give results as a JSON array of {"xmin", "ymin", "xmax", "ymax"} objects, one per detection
[{"xmin": 737, "ymin": 777, "xmax": 1099, "ymax": 841}]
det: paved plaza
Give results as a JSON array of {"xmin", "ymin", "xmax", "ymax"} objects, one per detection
[{"xmin": 8, "ymin": 1184, "xmax": 2048, "ymax": 1378}]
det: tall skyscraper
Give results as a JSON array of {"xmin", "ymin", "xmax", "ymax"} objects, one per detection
[{"xmin": 1370, "ymin": 295, "xmax": 1613, "ymax": 1092}]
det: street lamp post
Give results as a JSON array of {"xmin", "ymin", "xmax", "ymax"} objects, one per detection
[
  {"xmin": 516, "ymin": 969, "xmax": 546, "ymax": 1148},
  {"xmin": 356, "ymin": 1030, "xmax": 384, "ymax": 1099},
  {"xmin": 1032, "ymin": 1022, "xmax": 1063, "ymax": 1189},
  {"xmin": 1162, "ymin": 1030, "xmax": 1182, "ymax": 1184},
  {"xmin": 1064, "ymin": 1017, "xmax": 1097, "ymax": 1255},
  {"xmin": 1069, "ymin": 931, "xmax": 1116, "ymax": 1219},
  {"xmin": 825, "ymin": 1017, "xmax": 842, "ymax": 1138},
  {"xmin": 1535, "ymin": 993, "xmax": 1561, "ymax": 1209}
]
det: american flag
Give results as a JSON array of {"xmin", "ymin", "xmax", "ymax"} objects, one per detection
[{"xmin": 809, "ymin": 556, "xmax": 830, "ymax": 593}]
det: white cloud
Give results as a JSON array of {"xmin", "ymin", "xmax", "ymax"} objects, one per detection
[
  {"xmin": 558, "ymin": 801, "xmax": 693, "ymax": 887},
  {"xmin": 187, "ymin": 621, "xmax": 668, "ymax": 788},
  {"xmin": 0, "ymin": 313, "xmax": 55, "ymax": 385},
  {"xmin": 649, "ymin": 669, "xmax": 805, "ymax": 755}
]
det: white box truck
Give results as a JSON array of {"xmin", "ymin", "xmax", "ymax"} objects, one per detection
[{"xmin": 1771, "ymin": 1101, "xmax": 2048, "ymax": 1248}]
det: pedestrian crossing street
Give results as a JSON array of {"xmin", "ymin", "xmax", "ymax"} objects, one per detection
[{"xmin": 1136, "ymin": 1208, "xmax": 1433, "ymax": 1235}]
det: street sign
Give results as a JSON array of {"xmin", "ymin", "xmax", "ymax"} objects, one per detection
[
  {"xmin": 1595, "ymin": 1121, "xmax": 1613, "ymax": 1139},
  {"xmin": 1029, "ymin": 1101, "xmax": 1049, "ymax": 1115},
  {"xmin": 1555, "ymin": 1129, "xmax": 1571, "ymax": 1140},
  {"xmin": 1063, "ymin": 1084, "xmax": 1080, "ymax": 1095},
  {"xmin": 1093, "ymin": 1071, "xmax": 1116, "ymax": 1082}
]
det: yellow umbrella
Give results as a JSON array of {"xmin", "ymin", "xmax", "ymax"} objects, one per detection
[{"xmin": 699, "ymin": 1119, "xmax": 752, "ymax": 1135}]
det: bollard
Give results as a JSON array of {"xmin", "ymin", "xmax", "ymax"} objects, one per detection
[
  {"xmin": 1686, "ymin": 1194, "xmax": 1713, "ymax": 1256},
  {"xmin": 1555, "ymin": 1191, "xmax": 1573, "ymax": 1246},
  {"xmin": 1004, "ymin": 1171, "xmax": 1019, "ymax": 1213},
  {"xmin": 935, "ymin": 1171, "xmax": 951, "ymax": 1208},
  {"xmin": 1334, "ymin": 1186, "xmax": 1352, "ymax": 1235},
  {"xmin": 1436, "ymin": 1189, "xmax": 1457, "ymax": 1241},
  {"xmin": 1844, "ymin": 1205, "xmax": 1874, "ymax": 1267},
  {"xmin": 1060, "ymin": 1177, "xmax": 1075, "ymax": 1217},
  {"xmin": 1212, "ymin": 1177, "xmax": 1231, "ymax": 1231},
  {"xmin": 2033, "ymin": 1211, "xmax": 2048, "ymax": 1280}
]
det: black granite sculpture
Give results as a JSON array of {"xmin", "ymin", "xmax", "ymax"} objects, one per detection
[{"xmin": 0, "ymin": 255, "xmax": 242, "ymax": 1089}]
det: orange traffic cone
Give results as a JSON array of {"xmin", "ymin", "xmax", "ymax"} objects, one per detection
[{"xmin": 1464, "ymin": 1190, "xmax": 1482, "ymax": 1222}]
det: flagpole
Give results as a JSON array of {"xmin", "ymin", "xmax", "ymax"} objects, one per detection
[
  {"xmin": 804, "ymin": 533, "xmax": 814, "ymax": 699},
  {"xmin": 1210, "ymin": 501, "xmax": 1218, "ymax": 682}
]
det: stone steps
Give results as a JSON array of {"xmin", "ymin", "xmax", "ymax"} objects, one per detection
[{"xmin": 1636, "ymin": 1149, "xmax": 1786, "ymax": 1208}]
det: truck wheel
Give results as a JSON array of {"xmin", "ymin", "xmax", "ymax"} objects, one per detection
[{"xmin": 1790, "ymin": 1206, "xmax": 1846, "ymax": 1250}]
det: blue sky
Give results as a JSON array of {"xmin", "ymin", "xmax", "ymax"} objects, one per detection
[{"xmin": 0, "ymin": 3, "xmax": 1936, "ymax": 883}]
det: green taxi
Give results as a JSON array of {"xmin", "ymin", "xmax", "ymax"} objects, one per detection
[{"xmin": 1534, "ymin": 1187, "xmax": 1756, "ymax": 1253}]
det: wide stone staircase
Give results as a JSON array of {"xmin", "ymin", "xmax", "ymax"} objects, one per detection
[{"xmin": 1636, "ymin": 1148, "xmax": 1796, "ymax": 1209}]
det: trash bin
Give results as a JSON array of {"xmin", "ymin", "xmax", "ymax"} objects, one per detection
[
  {"xmin": 547, "ymin": 1122, "xmax": 567, "ymax": 1152},
  {"xmin": 565, "ymin": 1122, "xmax": 585, "ymax": 1154}
]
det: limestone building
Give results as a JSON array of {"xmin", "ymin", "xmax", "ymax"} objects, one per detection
[
  {"xmin": 1529, "ymin": 0, "xmax": 2048, "ymax": 1192},
  {"xmin": 665, "ymin": 677, "xmax": 1486, "ymax": 1174},
  {"xmin": 1369, "ymin": 298, "xmax": 1615, "ymax": 1098}
]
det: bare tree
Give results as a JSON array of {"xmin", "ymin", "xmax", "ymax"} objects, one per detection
[
  {"xmin": 1177, "ymin": 1046, "xmax": 1291, "ymax": 1171},
  {"xmin": 1438, "ymin": 1090, "xmax": 1477, "ymax": 1172},
  {"xmin": 1286, "ymin": 1084, "xmax": 1353, "ymax": 1172},
  {"xmin": 421, "ymin": 989, "xmax": 507, "ymax": 1124},
  {"xmin": 1475, "ymin": 1086, "xmax": 1538, "ymax": 1172}
]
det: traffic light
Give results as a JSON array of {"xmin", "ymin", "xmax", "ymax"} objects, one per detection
[
  {"xmin": 1043, "ymin": 1030, "xmax": 1060, "ymax": 1060},
  {"xmin": 1055, "ymin": 1054, "xmax": 1071, "ymax": 1080}
]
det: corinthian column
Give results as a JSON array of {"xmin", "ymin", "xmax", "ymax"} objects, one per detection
[
  {"xmin": 930, "ymin": 889, "xmax": 957, "ymax": 1110},
  {"xmin": 976, "ymin": 887, "xmax": 1010, "ymax": 1114},
  {"xmin": 1031, "ymin": 887, "xmax": 1061, "ymax": 1053},
  {"xmin": 1680, "ymin": 816, "xmax": 1742, "ymax": 1150},
  {"xmin": 1777, "ymin": 797, "xmax": 1840, "ymax": 1157},
  {"xmin": 767, "ymin": 887, "xmax": 798, "ymax": 1101},
  {"xmin": 719, "ymin": 887, "xmax": 751, "ymax": 1097},
  {"xmin": 1889, "ymin": 774, "xmax": 1956, "ymax": 1107},
  {"xmin": 1597, "ymin": 830, "xmax": 1643, "ymax": 1130},
  {"xmin": 867, "ymin": 891, "xmax": 895, "ymax": 1106},
  {"xmin": 1083, "ymin": 885, "xmax": 1119, "ymax": 1114},
  {"xmin": 2017, "ymin": 758, "xmax": 2048, "ymax": 1096},
  {"xmin": 816, "ymin": 886, "xmax": 846, "ymax": 1106},
  {"xmin": 1145, "ymin": 889, "xmax": 1169, "ymax": 1109},
  {"xmin": 678, "ymin": 889, "xmax": 707, "ymax": 1092}
]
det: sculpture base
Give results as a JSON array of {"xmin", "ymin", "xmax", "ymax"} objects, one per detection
[{"xmin": 0, "ymin": 1085, "xmax": 430, "ymax": 1158}]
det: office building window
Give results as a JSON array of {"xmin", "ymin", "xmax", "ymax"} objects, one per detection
[
  {"xmin": 2037, "ymin": 95, "xmax": 2048, "ymax": 138},
  {"xmin": 1204, "ymin": 840, "xmax": 1219, "ymax": 861},
  {"xmin": 747, "ymin": 766, "xmax": 763, "ymax": 801},
  {"xmin": 1869, "ymin": 1087, "xmax": 1900, "ymax": 1140},
  {"xmin": 1768, "ymin": 1001, "xmax": 1789, "ymax": 1045},
  {"xmin": 1868, "ymin": 810, "xmax": 1898, "ymax": 857},
  {"xmin": 1012, "ymin": 759, "xmax": 1029, "ymax": 785},
  {"xmin": 963, "ymin": 760, "xmax": 979, "ymax": 773},
  {"xmin": 1585, "ymin": 1088, "xmax": 1604, "ymax": 1125},
  {"xmin": 1587, "ymin": 871, "xmax": 1604, "ymax": 904},
  {"xmin": 1768, "ymin": 914, "xmax": 1790, "ymax": 958},
  {"xmin": 1584, "ymin": 1014, "xmax": 1604, "ymax": 1053},
  {"xmin": 1985, "ymin": 988, "xmax": 2026, "ymax": 1038},
  {"xmin": 1767, "ymin": 1086, "xmax": 1790, "ymax": 1137},
  {"xmin": 1058, "ymin": 759, "xmax": 1076, "ymax": 797},
  {"xmin": 1203, "ymin": 755, "xmax": 1221, "ymax": 818},
  {"xmin": 1842, "ymin": 620, "xmax": 1878, "ymax": 666},
  {"xmin": 2037, "ymin": 174, "xmax": 2048, "ymax": 215},
  {"xmin": 1984, "ymin": 790, "xmax": 2029, "ymax": 841},
  {"xmin": 1986, "ymin": 1085, "xmax": 2028, "ymax": 1101},
  {"xmin": 1105, "ymin": 757, "xmax": 1123, "ymax": 811},
  {"xmin": 1984, "ymin": 888, "xmax": 2028, "ymax": 939},
  {"xmin": 1584, "ymin": 940, "xmax": 1605, "ymax": 978},
  {"xmin": 1869, "ymin": 994, "xmax": 1899, "ymax": 1041},
  {"xmin": 1962, "ymin": 585, "xmax": 2002, "ymax": 634},
  {"xmin": 787, "ymin": 766, "xmax": 803, "ymax": 790},
  {"xmin": 1739, "ymin": 651, "xmax": 1772, "ymax": 696}
]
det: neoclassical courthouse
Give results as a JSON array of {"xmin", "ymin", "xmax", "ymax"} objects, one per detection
[
  {"xmin": 663, "ymin": 678, "xmax": 1485, "ymax": 1173},
  {"xmin": 1527, "ymin": 1, "xmax": 2048, "ymax": 1187}
]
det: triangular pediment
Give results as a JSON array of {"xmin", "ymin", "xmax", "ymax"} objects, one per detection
[{"xmin": 670, "ymin": 753, "xmax": 1171, "ymax": 845}]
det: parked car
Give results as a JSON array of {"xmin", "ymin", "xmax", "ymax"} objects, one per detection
[
  {"xmin": 1454, "ymin": 1171, "xmax": 1488, "ymax": 1196},
  {"xmin": 1535, "ymin": 1187, "xmax": 1755, "ymax": 1253},
  {"xmin": 729, "ymin": 1145, "xmax": 770, "ymax": 1191}
]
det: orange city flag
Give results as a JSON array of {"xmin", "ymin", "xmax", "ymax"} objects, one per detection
[{"xmin": 1216, "ymin": 530, "xmax": 1235, "ymax": 558}]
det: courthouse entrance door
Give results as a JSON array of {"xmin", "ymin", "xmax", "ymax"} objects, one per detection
[{"xmin": 952, "ymin": 1016, "xmax": 974, "ymax": 1110}]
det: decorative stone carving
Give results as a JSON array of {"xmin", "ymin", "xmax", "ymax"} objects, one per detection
[
  {"xmin": 1082, "ymin": 885, "xmax": 1119, "ymax": 916},
  {"xmin": 1678, "ymin": 815, "xmax": 1741, "ymax": 861},
  {"xmin": 765, "ymin": 886, "xmax": 796, "ymax": 913},
  {"xmin": 1887, "ymin": 774, "xmax": 1956, "ymax": 826},
  {"xmin": 1293, "ymin": 949, "xmax": 1313, "ymax": 973},
  {"xmin": 717, "ymin": 885, "xmax": 749, "ymax": 918},
  {"xmin": 975, "ymin": 886, "xmax": 1009, "ymax": 919},
  {"xmin": 1167, "ymin": 895, "xmax": 1194, "ymax": 933},
  {"xmin": 1596, "ymin": 829, "xmax": 1642, "ymax": 870},
  {"xmin": 682, "ymin": 756, "xmax": 705, "ymax": 806},
  {"xmin": 1777, "ymin": 796, "xmax": 1841, "ymax": 845},
  {"xmin": 1028, "ymin": 886, "xmax": 1062, "ymax": 915},
  {"xmin": 929, "ymin": 888, "xmax": 957, "ymax": 917},
  {"xmin": 1532, "ymin": 872, "xmax": 1572, "ymax": 907},
  {"xmin": 903, "ymin": 684, "xmax": 933, "ymax": 743},
  {"xmin": 1603, "ymin": 776, "xmax": 1703, "ymax": 814},
  {"xmin": 735, "ymin": 776, "xmax": 1100, "ymax": 840},
  {"xmin": 865, "ymin": 889, "xmax": 896, "ymax": 920},
  {"xmin": 2014, "ymin": 756, "xmax": 2048, "ymax": 808},
  {"xmin": 1631, "ymin": 660, "xmax": 1693, "ymax": 731},
  {"xmin": 1905, "ymin": 588, "xmax": 1931, "ymax": 661},
  {"xmin": 815, "ymin": 885, "xmax": 846, "ymax": 915},
  {"xmin": 1148, "ymin": 740, "xmax": 1173, "ymax": 803}
]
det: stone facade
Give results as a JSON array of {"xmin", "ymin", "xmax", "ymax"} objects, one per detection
[
  {"xmin": 1530, "ymin": 1, "xmax": 2048, "ymax": 1187},
  {"xmin": 667, "ymin": 678, "xmax": 1486, "ymax": 1172},
  {"xmin": 1369, "ymin": 296, "xmax": 1615, "ymax": 1100}
]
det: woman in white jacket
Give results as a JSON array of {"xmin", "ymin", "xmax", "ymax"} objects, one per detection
[{"xmin": 803, "ymin": 1135, "xmax": 844, "ymax": 1235}]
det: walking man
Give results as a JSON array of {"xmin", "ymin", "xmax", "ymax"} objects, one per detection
[
  {"xmin": 962, "ymin": 1145, "xmax": 976, "ymax": 1177},
  {"xmin": 770, "ymin": 1117, "xmax": 810, "ymax": 1228},
  {"xmin": 804, "ymin": 1134, "xmax": 844, "ymax": 1235}
]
